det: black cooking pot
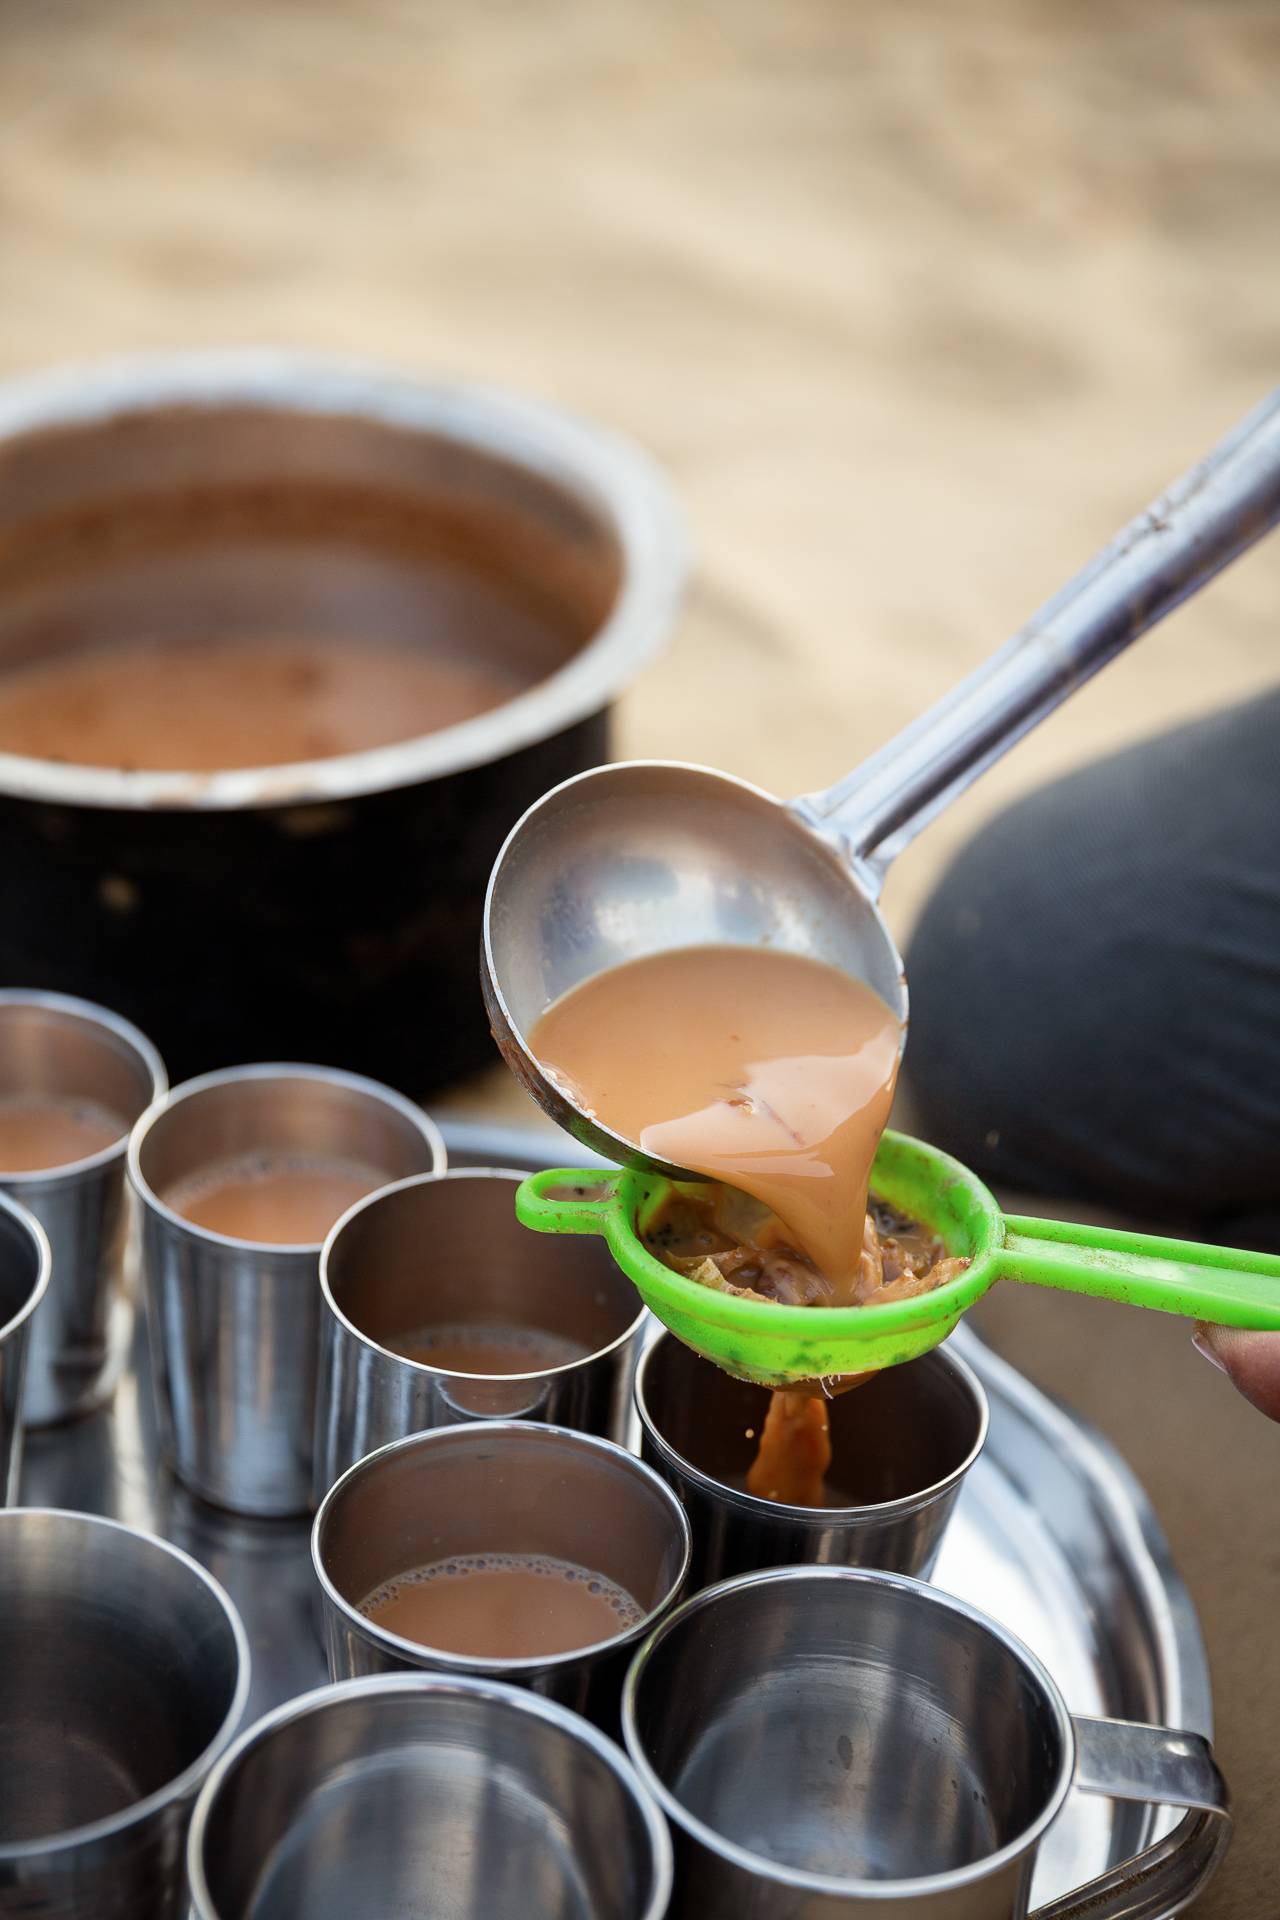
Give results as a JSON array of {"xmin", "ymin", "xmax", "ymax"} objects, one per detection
[{"xmin": 0, "ymin": 354, "xmax": 685, "ymax": 1092}]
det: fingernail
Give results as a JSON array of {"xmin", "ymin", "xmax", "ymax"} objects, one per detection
[{"xmin": 1192, "ymin": 1324, "xmax": 1227, "ymax": 1373}]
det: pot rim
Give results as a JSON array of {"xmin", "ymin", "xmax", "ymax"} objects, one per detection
[{"xmin": 0, "ymin": 348, "xmax": 688, "ymax": 813}]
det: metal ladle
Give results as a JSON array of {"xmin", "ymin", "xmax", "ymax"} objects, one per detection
[
  {"xmin": 482, "ymin": 394, "xmax": 1280, "ymax": 1384},
  {"xmin": 484, "ymin": 387, "xmax": 1280, "ymax": 1163}
]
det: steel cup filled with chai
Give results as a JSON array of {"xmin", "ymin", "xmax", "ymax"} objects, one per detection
[
  {"xmin": 130, "ymin": 1063, "xmax": 445, "ymax": 1515},
  {"xmin": 0, "ymin": 990, "xmax": 166, "ymax": 1425},
  {"xmin": 486, "ymin": 389, "xmax": 1280, "ymax": 1387},
  {"xmin": 313, "ymin": 1420, "xmax": 690, "ymax": 1732}
]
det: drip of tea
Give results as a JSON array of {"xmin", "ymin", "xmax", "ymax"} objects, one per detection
[
  {"xmin": 745, "ymin": 1392, "xmax": 833, "ymax": 1506},
  {"xmin": 359, "ymin": 1552, "xmax": 645, "ymax": 1658},
  {"xmin": 531, "ymin": 945, "xmax": 903, "ymax": 1298},
  {"xmin": 390, "ymin": 1323, "xmax": 590, "ymax": 1373},
  {"xmin": 0, "ymin": 1095, "xmax": 126, "ymax": 1174},
  {"xmin": 164, "ymin": 1152, "xmax": 388, "ymax": 1244}
]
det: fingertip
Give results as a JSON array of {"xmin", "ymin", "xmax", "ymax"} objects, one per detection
[{"xmin": 1193, "ymin": 1323, "xmax": 1280, "ymax": 1422}]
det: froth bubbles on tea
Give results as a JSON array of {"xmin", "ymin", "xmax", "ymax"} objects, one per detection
[{"xmin": 359, "ymin": 1552, "xmax": 645, "ymax": 1660}]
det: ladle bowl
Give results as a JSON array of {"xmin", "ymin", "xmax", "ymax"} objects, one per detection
[
  {"xmin": 484, "ymin": 758, "xmax": 907, "ymax": 1178},
  {"xmin": 516, "ymin": 1134, "xmax": 1280, "ymax": 1385}
]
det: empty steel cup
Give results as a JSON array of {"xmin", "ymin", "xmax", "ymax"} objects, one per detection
[
  {"xmin": 187, "ymin": 1673, "xmax": 672, "ymax": 1919},
  {"xmin": 0, "ymin": 1507, "xmax": 249, "ymax": 1920},
  {"xmin": 313, "ymin": 1420, "xmax": 690, "ymax": 1732},
  {"xmin": 0, "ymin": 1193, "xmax": 51, "ymax": 1501},
  {"xmin": 130, "ymin": 1064, "xmax": 445, "ymax": 1516},
  {"xmin": 636, "ymin": 1332, "xmax": 986, "ymax": 1588},
  {"xmin": 624, "ymin": 1566, "xmax": 1230, "ymax": 1919},
  {"xmin": 0, "ymin": 990, "xmax": 166, "ymax": 1425},
  {"xmin": 314, "ymin": 1167, "xmax": 646, "ymax": 1498}
]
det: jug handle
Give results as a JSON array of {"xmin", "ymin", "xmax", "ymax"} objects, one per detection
[
  {"xmin": 996, "ymin": 1215, "xmax": 1280, "ymax": 1329},
  {"xmin": 1032, "ymin": 1716, "xmax": 1230, "ymax": 1919}
]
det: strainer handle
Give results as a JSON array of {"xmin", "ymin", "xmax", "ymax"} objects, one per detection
[
  {"xmin": 996, "ymin": 1214, "xmax": 1280, "ymax": 1329},
  {"xmin": 514, "ymin": 1168, "xmax": 622, "ymax": 1238},
  {"xmin": 799, "ymin": 387, "xmax": 1280, "ymax": 896},
  {"xmin": 1031, "ymin": 1716, "xmax": 1230, "ymax": 1919}
]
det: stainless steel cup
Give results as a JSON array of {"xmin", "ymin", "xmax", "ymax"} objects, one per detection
[
  {"xmin": 314, "ymin": 1167, "xmax": 647, "ymax": 1497},
  {"xmin": 0, "ymin": 1507, "xmax": 249, "ymax": 1920},
  {"xmin": 130, "ymin": 1064, "xmax": 445, "ymax": 1516},
  {"xmin": 0, "ymin": 990, "xmax": 166, "ymax": 1425},
  {"xmin": 313, "ymin": 1420, "xmax": 690, "ymax": 1732},
  {"xmin": 624, "ymin": 1566, "xmax": 1230, "ymax": 1920},
  {"xmin": 636, "ymin": 1331, "xmax": 987, "ymax": 1588},
  {"xmin": 0, "ymin": 1192, "xmax": 51, "ymax": 1502},
  {"xmin": 187, "ymin": 1673, "xmax": 672, "ymax": 1920}
]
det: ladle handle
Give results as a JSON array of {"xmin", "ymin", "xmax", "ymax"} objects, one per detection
[
  {"xmin": 997, "ymin": 1214, "xmax": 1280, "ymax": 1328},
  {"xmin": 799, "ymin": 387, "xmax": 1280, "ymax": 894}
]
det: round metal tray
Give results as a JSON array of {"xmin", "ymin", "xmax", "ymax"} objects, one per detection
[{"xmin": 18, "ymin": 1119, "xmax": 1211, "ymax": 1913}]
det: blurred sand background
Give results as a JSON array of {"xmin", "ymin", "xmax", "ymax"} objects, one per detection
[{"xmin": 2, "ymin": 2, "xmax": 1279, "ymax": 1911}]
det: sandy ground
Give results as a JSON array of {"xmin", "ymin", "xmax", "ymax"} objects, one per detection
[{"xmin": 2, "ymin": 2, "xmax": 1279, "ymax": 1910}]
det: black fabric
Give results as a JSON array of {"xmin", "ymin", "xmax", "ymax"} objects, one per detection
[{"xmin": 903, "ymin": 689, "xmax": 1280, "ymax": 1250}]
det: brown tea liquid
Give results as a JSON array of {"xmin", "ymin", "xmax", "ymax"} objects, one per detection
[
  {"xmin": 0, "ymin": 635, "xmax": 529, "ymax": 773},
  {"xmin": 390, "ymin": 1323, "xmax": 590, "ymax": 1373},
  {"xmin": 359, "ymin": 1553, "xmax": 645, "ymax": 1658},
  {"xmin": 164, "ymin": 1152, "xmax": 388, "ymax": 1244},
  {"xmin": 531, "ymin": 944, "xmax": 902, "ymax": 1297},
  {"xmin": 0, "ymin": 1095, "xmax": 126, "ymax": 1173}
]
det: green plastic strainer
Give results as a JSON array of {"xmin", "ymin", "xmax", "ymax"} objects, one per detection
[{"xmin": 515, "ymin": 1131, "xmax": 1280, "ymax": 1385}]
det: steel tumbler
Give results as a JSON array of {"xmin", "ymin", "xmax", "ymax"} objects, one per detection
[
  {"xmin": 0, "ymin": 1191, "xmax": 50, "ymax": 1501},
  {"xmin": 314, "ymin": 1420, "xmax": 689, "ymax": 1731},
  {"xmin": 187, "ymin": 1673, "xmax": 671, "ymax": 1920},
  {"xmin": 314, "ymin": 1166, "xmax": 646, "ymax": 1498},
  {"xmin": 0, "ymin": 1508, "xmax": 249, "ymax": 1919},
  {"xmin": 636, "ymin": 1331, "xmax": 986, "ymax": 1588},
  {"xmin": 623, "ymin": 1566, "xmax": 1230, "ymax": 1919},
  {"xmin": 0, "ymin": 990, "xmax": 165, "ymax": 1425},
  {"xmin": 130, "ymin": 1063, "xmax": 444, "ymax": 1515}
]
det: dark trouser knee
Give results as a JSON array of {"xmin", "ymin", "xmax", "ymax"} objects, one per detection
[{"xmin": 902, "ymin": 689, "xmax": 1280, "ymax": 1239}]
